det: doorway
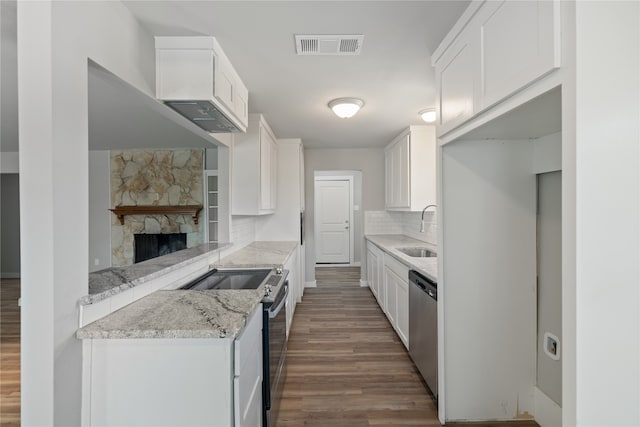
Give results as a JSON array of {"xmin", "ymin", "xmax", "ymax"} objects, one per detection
[
  {"xmin": 536, "ymin": 171, "xmax": 562, "ymax": 406},
  {"xmin": 314, "ymin": 176, "xmax": 354, "ymax": 264}
]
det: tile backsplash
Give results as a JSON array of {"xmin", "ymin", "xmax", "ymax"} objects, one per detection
[{"xmin": 364, "ymin": 210, "xmax": 437, "ymax": 246}]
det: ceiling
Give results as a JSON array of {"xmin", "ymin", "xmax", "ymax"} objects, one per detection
[
  {"xmin": 1, "ymin": 1, "xmax": 469, "ymax": 153},
  {"xmin": 123, "ymin": 1, "xmax": 470, "ymax": 148}
]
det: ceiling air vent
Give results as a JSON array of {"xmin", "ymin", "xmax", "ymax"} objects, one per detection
[{"xmin": 295, "ymin": 35, "xmax": 364, "ymax": 55}]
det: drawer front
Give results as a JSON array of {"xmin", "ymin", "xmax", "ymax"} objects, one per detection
[{"xmin": 384, "ymin": 254, "xmax": 409, "ymax": 280}]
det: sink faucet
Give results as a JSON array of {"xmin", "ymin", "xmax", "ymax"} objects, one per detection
[{"xmin": 420, "ymin": 204, "xmax": 437, "ymax": 233}]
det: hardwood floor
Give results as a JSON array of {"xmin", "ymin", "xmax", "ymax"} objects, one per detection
[
  {"xmin": 0, "ymin": 279, "xmax": 20, "ymax": 427},
  {"xmin": 276, "ymin": 280, "xmax": 440, "ymax": 426},
  {"xmin": 315, "ymin": 266, "xmax": 361, "ymax": 283}
]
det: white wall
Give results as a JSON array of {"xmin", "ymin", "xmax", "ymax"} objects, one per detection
[
  {"xmin": 441, "ymin": 138, "xmax": 537, "ymax": 421},
  {"xmin": 1, "ymin": 173, "xmax": 20, "ymax": 277},
  {"xmin": 574, "ymin": 2, "xmax": 640, "ymax": 425},
  {"xmin": 17, "ymin": 1, "xmax": 155, "ymax": 424},
  {"xmin": 304, "ymin": 148, "xmax": 384, "ymax": 282},
  {"xmin": 88, "ymin": 151, "xmax": 111, "ymax": 272}
]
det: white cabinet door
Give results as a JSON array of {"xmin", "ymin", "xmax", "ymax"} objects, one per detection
[
  {"xmin": 269, "ymin": 139, "xmax": 278, "ymax": 211},
  {"xmin": 214, "ymin": 52, "xmax": 235, "ymax": 113},
  {"xmin": 384, "ymin": 266, "xmax": 398, "ymax": 327},
  {"xmin": 284, "ymin": 248, "xmax": 298, "ymax": 335},
  {"xmin": 385, "ymin": 136, "xmax": 407, "ymax": 209},
  {"xmin": 395, "ymin": 135, "xmax": 410, "ymax": 208},
  {"xmin": 366, "ymin": 246, "xmax": 379, "ymax": 300},
  {"xmin": 383, "ymin": 254, "xmax": 410, "ymax": 348},
  {"xmin": 437, "ymin": 36, "xmax": 477, "ymax": 132},
  {"xmin": 259, "ymin": 130, "xmax": 271, "ymax": 211},
  {"xmin": 396, "ymin": 277, "xmax": 409, "ymax": 349},
  {"xmin": 259, "ymin": 129, "xmax": 278, "ymax": 211},
  {"xmin": 234, "ymin": 306, "xmax": 263, "ymax": 427},
  {"xmin": 478, "ymin": 0, "xmax": 560, "ymax": 110},
  {"xmin": 384, "ymin": 127, "xmax": 436, "ymax": 211},
  {"xmin": 234, "ymin": 80, "xmax": 249, "ymax": 127},
  {"xmin": 376, "ymin": 249, "xmax": 385, "ymax": 309},
  {"xmin": 233, "ymin": 114, "xmax": 278, "ymax": 215},
  {"xmin": 384, "ymin": 151, "xmax": 393, "ymax": 208}
]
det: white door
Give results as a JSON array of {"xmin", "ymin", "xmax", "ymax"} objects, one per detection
[{"xmin": 315, "ymin": 179, "xmax": 351, "ymax": 264}]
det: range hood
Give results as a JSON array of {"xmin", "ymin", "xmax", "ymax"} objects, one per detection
[
  {"xmin": 155, "ymin": 36, "xmax": 249, "ymax": 134},
  {"xmin": 165, "ymin": 100, "xmax": 241, "ymax": 133}
]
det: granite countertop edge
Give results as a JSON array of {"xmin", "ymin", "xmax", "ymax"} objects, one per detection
[
  {"xmin": 81, "ymin": 242, "xmax": 233, "ymax": 306},
  {"xmin": 365, "ymin": 234, "xmax": 438, "ymax": 282},
  {"xmin": 77, "ymin": 288, "xmax": 265, "ymax": 340},
  {"xmin": 77, "ymin": 241, "xmax": 299, "ymax": 340}
]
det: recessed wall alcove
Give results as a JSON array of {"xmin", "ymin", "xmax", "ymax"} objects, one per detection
[{"xmin": 110, "ymin": 149, "xmax": 204, "ymax": 266}]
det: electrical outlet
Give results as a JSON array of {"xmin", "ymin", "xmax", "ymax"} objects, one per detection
[
  {"xmin": 543, "ymin": 332, "xmax": 560, "ymax": 361},
  {"xmin": 94, "ymin": 258, "xmax": 100, "ymax": 266}
]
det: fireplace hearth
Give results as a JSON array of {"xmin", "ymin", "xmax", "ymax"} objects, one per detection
[{"xmin": 134, "ymin": 233, "xmax": 187, "ymax": 263}]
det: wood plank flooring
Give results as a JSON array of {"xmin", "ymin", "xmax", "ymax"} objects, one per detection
[
  {"xmin": 276, "ymin": 280, "xmax": 440, "ymax": 426},
  {"xmin": 315, "ymin": 266, "xmax": 361, "ymax": 283},
  {"xmin": 0, "ymin": 279, "xmax": 20, "ymax": 427}
]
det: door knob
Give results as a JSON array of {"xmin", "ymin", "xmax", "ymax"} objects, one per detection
[{"xmin": 345, "ymin": 226, "xmax": 349, "ymax": 230}]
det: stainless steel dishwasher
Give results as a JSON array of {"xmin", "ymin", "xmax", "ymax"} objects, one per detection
[{"xmin": 408, "ymin": 269, "xmax": 438, "ymax": 399}]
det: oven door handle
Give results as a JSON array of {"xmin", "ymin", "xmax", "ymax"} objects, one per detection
[{"xmin": 269, "ymin": 283, "xmax": 288, "ymax": 319}]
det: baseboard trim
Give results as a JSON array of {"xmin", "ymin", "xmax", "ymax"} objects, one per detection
[
  {"xmin": 360, "ymin": 280, "xmax": 368, "ymax": 287},
  {"xmin": 0, "ymin": 273, "xmax": 20, "ymax": 279},
  {"xmin": 534, "ymin": 386, "xmax": 561, "ymax": 427},
  {"xmin": 305, "ymin": 280, "xmax": 317, "ymax": 288}
]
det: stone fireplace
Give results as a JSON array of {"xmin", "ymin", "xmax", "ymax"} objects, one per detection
[{"xmin": 110, "ymin": 149, "xmax": 204, "ymax": 267}]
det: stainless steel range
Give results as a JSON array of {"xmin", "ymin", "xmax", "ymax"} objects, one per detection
[{"xmin": 180, "ymin": 267, "xmax": 289, "ymax": 427}]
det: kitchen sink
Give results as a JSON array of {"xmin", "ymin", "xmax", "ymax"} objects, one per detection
[{"xmin": 397, "ymin": 247, "xmax": 437, "ymax": 258}]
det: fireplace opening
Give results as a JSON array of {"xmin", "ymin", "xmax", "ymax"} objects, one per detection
[{"xmin": 134, "ymin": 233, "xmax": 187, "ymax": 263}]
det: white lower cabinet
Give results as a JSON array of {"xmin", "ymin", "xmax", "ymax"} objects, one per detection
[
  {"xmin": 395, "ymin": 275, "xmax": 409, "ymax": 347},
  {"xmin": 82, "ymin": 305, "xmax": 263, "ymax": 427},
  {"xmin": 284, "ymin": 247, "xmax": 300, "ymax": 336},
  {"xmin": 366, "ymin": 242, "xmax": 382, "ymax": 305},
  {"xmin": 366, "ymin": 241, "xmax": 410, "ymax": 349},
  {"xmin": 384, "ymin": 266, "xmax": 399, "ymax": 328}
]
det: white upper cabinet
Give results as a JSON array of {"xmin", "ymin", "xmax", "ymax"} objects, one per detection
[
  {"xmin": 478, "ymin": 0, "xmax": 560, "ymax": 110},
  {"xmin": 437, "ymin": 33, "xmax": 478, "ymax": 131},
  {"xmin": 432, "ymin": 0, "xmax": 561, "ymax": 136},
  {"xmin": 155, "ymin": 37, "xmax": 249, "ymax": 132},
  {"xmin": 232, "ymin": 114, "xmax": 278, "ymax": 215},
  {"xmin": 385, "ymin": 126, "xmax": 437, "ymax": 211}
]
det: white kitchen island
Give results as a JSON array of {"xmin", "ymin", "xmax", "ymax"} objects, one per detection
[{"xmin": 77, "ymin": 240, "xmax": 299, "ymax": 427}]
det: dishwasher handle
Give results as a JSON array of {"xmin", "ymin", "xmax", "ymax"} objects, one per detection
[{"xmin": 409, "ymin": 270, "xmax": 437, "ymax": 301}]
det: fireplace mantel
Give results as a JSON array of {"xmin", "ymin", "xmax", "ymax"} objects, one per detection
[{"xmin": 110, "ymin": 205, "xmax": 203, "ymax": 225}]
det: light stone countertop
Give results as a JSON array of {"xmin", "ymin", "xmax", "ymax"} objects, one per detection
[
  {"xmin": 365, "ymin": 234, "xmax": 438, "ymax": 282},
  {"xmin": 82, "ymin": 242, "xmax": 231, "ymax": 305},
  {"xmin": 77, "ymin": 241, "xmax": 299, "ymax": 340},
  {"xmin": 77, "ymin": 289, "xmax": 263, "ymax": 339},
  {"xmin": 214, "ymin": 241, "xmax": 299, "ymax": 268}
]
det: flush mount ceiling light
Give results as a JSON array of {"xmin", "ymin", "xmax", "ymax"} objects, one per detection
[
  {"xmin": 328, "ymin": 97, "xmax": 364, "ymax": 119},
  {"xmin": 419, "ymin": 108, "xmax": 437, "ymax": 123}
]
